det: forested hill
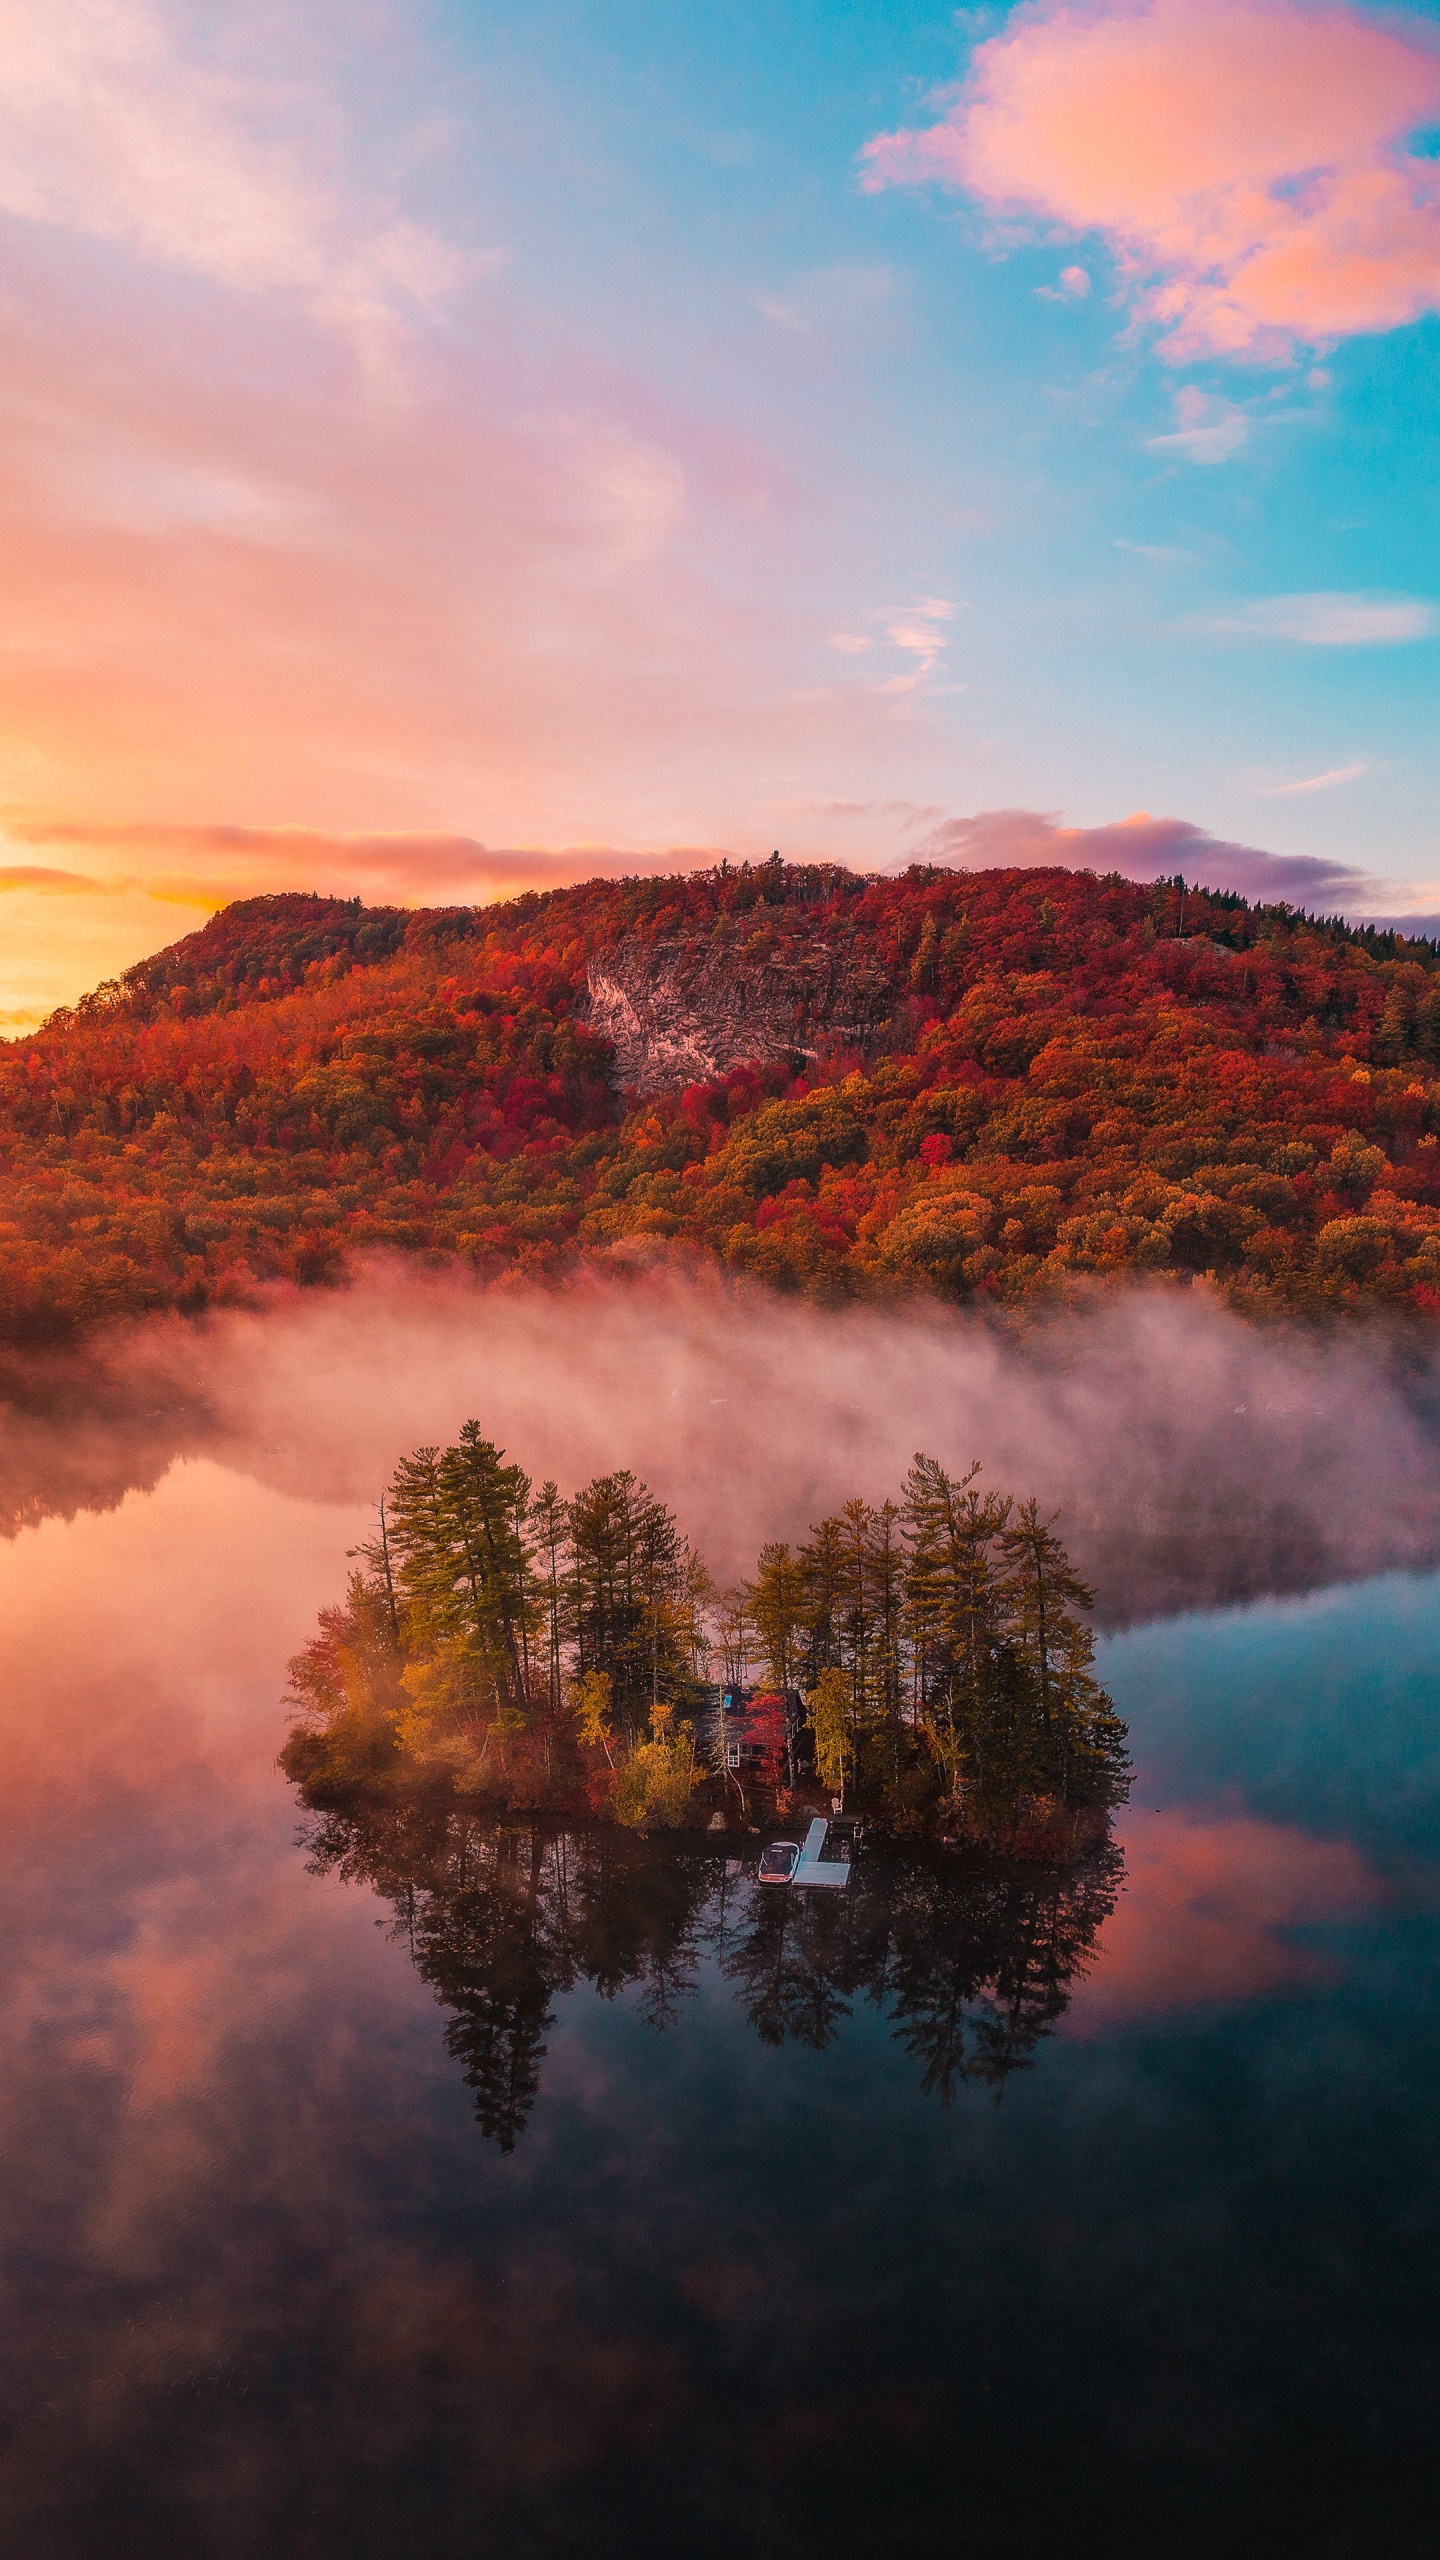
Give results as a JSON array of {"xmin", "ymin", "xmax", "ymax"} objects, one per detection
[{"xmin": 6, "ymin": 856, "xmax": 1440, "ymax": 1347}]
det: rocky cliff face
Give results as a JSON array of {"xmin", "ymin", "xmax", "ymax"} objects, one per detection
[{"xmin": 584, "ymin": 932, "xmax": 896, "ymax": 1093}]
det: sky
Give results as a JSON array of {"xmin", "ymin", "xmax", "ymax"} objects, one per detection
[{"xmin": 1, "ymin": 0, "xmax": 1439, "ymax": 1028}]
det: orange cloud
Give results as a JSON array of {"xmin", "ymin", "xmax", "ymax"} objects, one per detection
[
  {"xmin": 0, "ymin": 862, "xmax": 140, "ymax": 895},
  {"xmin": 1068, "ymin": 1808, "xmax": 1379, "ymax": 2028},
  {"xmin": 862, "ymin": 0, "xmax": 1440, "ymax": 360},
  {"xmin": 0, "ymin": 816, "xmax": 727, "ymax": 907},
  {"xmin": 0, "ymin": 819, "xmax": 737, "ymax": 1025}
]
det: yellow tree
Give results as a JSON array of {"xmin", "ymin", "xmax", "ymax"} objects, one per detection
[{"xmin": 806, "ymin": 1666, "xmax": 851, "ymax": 1805}]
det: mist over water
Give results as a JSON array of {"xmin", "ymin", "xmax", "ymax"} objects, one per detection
[
  {"xmin": 7, "ymin": 1264, "xmax": 1440, "ymax": 1618},
  {"xmin": 4, "ymin": 1275, "xmax": 1440, "ymax": 2553},
  {"xmin": 0, "ymin": 1435, "xmax": 1438, "ymax": 2553}
]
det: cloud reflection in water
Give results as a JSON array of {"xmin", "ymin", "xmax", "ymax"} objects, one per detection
[{"xmin": 0, "ymin": 1355, "xmax": 1434, "ymax": 2555}]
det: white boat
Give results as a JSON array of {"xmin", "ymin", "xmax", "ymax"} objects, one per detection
[
  {"xmin": 791, "ymin": 1817, "xmax": 853, "ymax": 1891},
  {"xmin": 757, "ymin": 1839, "xmax": 800, "ymax": 1887}
]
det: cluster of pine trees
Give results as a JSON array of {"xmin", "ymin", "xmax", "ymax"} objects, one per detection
[
  {"xmin": 734, "ymin": 1460, "xmax": 1129, "ymax": 1831},
  {"xmin": 284, "ymin": 1422, "xmax": 1129, "ymax": 1847},
  {"xmin": 285, "ymin": 1422, "xmax": 710, "ymax": 1829}
]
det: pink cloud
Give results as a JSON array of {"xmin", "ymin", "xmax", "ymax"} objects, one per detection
[
  {"xmin": 0, "ymin": 0, "xmax": 465, "ymax": 363},
  {"xmin": 0, "ymin": 199, "xmax": 957, "ymax": 1024},
  {"xmin": 0, "ymin": 5, "xmax": 912, "ymax": 1028},
  {"xmin": 862, "ymin": 0, "xmax": 1440, "ymax": 360},
  {"xmin": 912, "ymin": 804, "xmax": 1388, "ymax": 908},
  {"xmin": 1146, "ymin": 386, "xmax": 1250, "ymax": 462},
  {"xmin": 0, "ymin": 219, "xmax": 810, "ymax": 979},
  {"xmin": 1068, "ymin": 1808, "xmax": 1379, "ymax": 2027}
]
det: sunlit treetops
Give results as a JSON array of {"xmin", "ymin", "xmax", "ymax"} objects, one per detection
[
  {"xmin": 6, "ymin": 859, "xmax": 1440, "ymax": 1346},
  {"xmin": 282, "ymin": 1423, "xmax": 1129, "ymax": 1851}
]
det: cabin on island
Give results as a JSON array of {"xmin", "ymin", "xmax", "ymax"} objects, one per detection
[{"xmin": 714, "ymin": 1685, "xmax": 808, "ymax": 1774}]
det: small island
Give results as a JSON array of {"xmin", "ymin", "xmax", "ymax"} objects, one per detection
[{"xmin": 284, "ymin": 1424, "xmax": 1129, "ymax": 1859}]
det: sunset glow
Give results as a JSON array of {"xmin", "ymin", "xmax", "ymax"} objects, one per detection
[
  {"xmin": 1, "ymin": 0, "xmax": 1437, "ymax": 1024},
  {"xmin": 10, "ymin": 17, "xmax": 1440, "ymax": 2541}
]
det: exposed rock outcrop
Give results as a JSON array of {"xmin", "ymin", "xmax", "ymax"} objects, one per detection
[{"xmin": 585, "ymin": 932, "xmax": 896, "ymax": 1093}]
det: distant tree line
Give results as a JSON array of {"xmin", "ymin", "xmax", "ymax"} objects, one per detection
[{"xmin": 283, "ymin": 1423, "xmax": 1129, "ymax": 1846}]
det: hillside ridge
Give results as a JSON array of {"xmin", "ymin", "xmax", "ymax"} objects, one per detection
[{"xmin": 8, "ymin": 857, "xmax": 1440, "ymax": 1345}]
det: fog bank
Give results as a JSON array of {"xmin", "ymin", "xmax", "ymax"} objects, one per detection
[{"xmin": 7, "ymin": 1267, "xmax": 1440, "ymax": 1622}]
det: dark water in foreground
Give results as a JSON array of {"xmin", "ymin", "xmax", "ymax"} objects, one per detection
[{"xmin": 2, "ymin": 1461, "xmax": 1439, "ymax": 2557}]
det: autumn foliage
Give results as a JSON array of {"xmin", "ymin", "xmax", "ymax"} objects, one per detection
[
  {"xmin": 7, "ymin": 857, "xmax": 1440, "ymax": 1345},
  {"xmin": 284, "ymin": 1419, "xmax": 1128, "ymax": 1853}
]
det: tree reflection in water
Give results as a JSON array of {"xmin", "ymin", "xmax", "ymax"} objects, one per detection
[{"xmin": 301, "ymin": 1802, "xmax": 1123, "ymax": 2150}]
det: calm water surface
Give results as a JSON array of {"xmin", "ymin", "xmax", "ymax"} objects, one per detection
[{"xmin": 2, "ymin": 1458, "xmax": 1439, "ymax": 2558}]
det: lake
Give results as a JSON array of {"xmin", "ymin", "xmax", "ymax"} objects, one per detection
[{"xmin": 2, "ymin": 1449, "xmax": 1438, "ymax": 2558}]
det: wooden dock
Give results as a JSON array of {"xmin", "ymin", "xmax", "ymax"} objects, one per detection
[{"xmin": 791, "ymin": 1817, "xmax": 853, "ymax": 1890}]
